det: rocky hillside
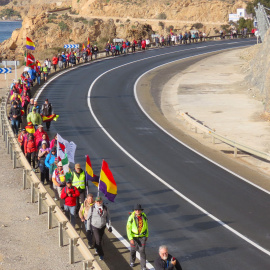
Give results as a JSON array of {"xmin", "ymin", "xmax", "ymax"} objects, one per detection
[{"xmin": 0, "ymin": 0, "xmax": 253, "ymax": 61}]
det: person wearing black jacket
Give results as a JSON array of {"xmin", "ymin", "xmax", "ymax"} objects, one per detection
[
  {"xmin": 41, "ymin": 99, "xmax": 53, "ymax": 131},
  {"xmin": 9, "ymin": 102, "xmax": 21, "ymax": 136},
  {"xmin": 154, "ymin": 245, "xmax": 182, "ymax": 270}
]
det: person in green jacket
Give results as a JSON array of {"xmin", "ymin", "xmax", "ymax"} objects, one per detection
[
  {"xmin": 126, "ymin": 204, "xmax": 148, "ymax": 270},
  {"xmin": 27, "ymin": 108, "xmax": 42, "ymax": 129}
]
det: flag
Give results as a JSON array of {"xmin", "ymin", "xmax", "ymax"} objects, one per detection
[
  {"xmin": 85, "ymin": 155, "xmax": 99, "ymax": 187},
  {"xmin": 26, "ymin": 37, "xmax": 35, "ymax": 50},
  {"xmin": 21, "ymin": 110, "xmax": 25, "ymax": 116},
  {"xmin": 59, "ymin": 154, "xmax": 72, "ymax": 181},
  {"xmin": 82, "ymin": 43, "xmax": 85, "ymax": 51},
  {"xmin": 42, "ymin": 114, "xmax": 56, "ymax": 122},
  {"xmin": 99, "ymin": 160, "xmax": 117, "ymax": 202},
  {"xmin": 87, "ymin": 37, "xmax": 90, "ymax": 48},
  {"xmin": 57, "ymin": 133, "xmax": 68, "ymax": 160},
  {"xmin": 57, "ymin": 133, "xmax": 77, "ymax": 163},
  {"xmin": 25, "ymin": 122, "xmax": 35, "ymax": 133},
  {"xmin": 26, "ymin": 53, "xmax": 35, "ymax": 67}
]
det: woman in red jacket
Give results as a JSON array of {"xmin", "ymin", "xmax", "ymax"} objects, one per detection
[{"xmin": 24, "ymin": 134, "xmax": 37, "ymax": 170}]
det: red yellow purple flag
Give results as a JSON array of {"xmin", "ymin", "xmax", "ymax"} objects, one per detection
[
  {"xmin": 85, "ymin": 155, "xmax": 99, "ymax": 187},
  {"xmin": 82, "ymin": 43, "xmax": 85, "ymax": 51},
  {"xmin": 99, "ymin": 160, "xmax": 117, "ymax": 202},
  {"xmin": 26, "ymin": 37, "xmax": 35, "ymax": 50},
  {"xmin": 87, "ymin": 37, "xmax": 90, "ymax": 48}
]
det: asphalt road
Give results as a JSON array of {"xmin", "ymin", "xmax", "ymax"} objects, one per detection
[{"xmin": 38, "ymin": 39, "xmax": 270, "ymax": 270}]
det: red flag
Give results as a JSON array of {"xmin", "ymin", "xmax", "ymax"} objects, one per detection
[
  {"xmin": 59, "ymin": 142, "xmax": 66, "ymax": 152},
  {"xmin": 26, "ymin": 53, "xmax": 35, "ymax": 67}
]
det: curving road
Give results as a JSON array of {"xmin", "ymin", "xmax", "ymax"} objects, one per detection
[{"xmin": 38, "ymin": 39, "xmax": 270, "ymax": 269}]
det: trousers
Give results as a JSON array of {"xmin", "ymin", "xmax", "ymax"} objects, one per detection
[{"xmin": 130, "ymin": 237, "xmax": 147, "ymax": 269}]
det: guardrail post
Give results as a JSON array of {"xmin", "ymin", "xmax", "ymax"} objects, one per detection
[
  {"xmin": 48, "ymin": 205, "xmax": 56, "ymax": 229},
  {"xmin": 23, "ymin": 169, "xmax": 27, "ymax": 189},
  {"xmin": 83, "ymin": 261, "xmax": 90, "ymax": 270},
  {"xmin": 212, "ymin": 136, "xmax": 215, "ymax": 144},
  {"xmin": 31, "ymin": 182, "xmax": 35, "ymax": 203},
  {"xmin": 59, "ymin": 221, "xmax": 67, "ymax": 247},
  {"xmin": 69, "ymin": 238, "xmax": 74, "ymax": 264},
  {"xmin": 234, "ymin": 147, "xmax": 237, "ymax": 157},
  {"xmin": 194, "ymin": 127, "xmax": 197, "ymax": 133},
  {"xmin": 13, "ymin": 150, "xmax": 16, "ymax": 169},
  {"xmin": 38, "ymin": 192, "xmax": 46, "ymax": 215},
  {"xmin": 69, "ymin": 237, "xmax": 79, "ymax": 264},
  {"xmin": 7, "ymin": 136, "xmax": 10, "ymax": 154},
  {"xmin": 10, "ymin": 142, "xmax": 13, "ymax": 159}
]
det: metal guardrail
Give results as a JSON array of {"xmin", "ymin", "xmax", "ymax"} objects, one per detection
[
  {"xmin": 179, "ymin": 111, "xmax": 270, "ymax": 161},
  {"xmin": 0, "ymin": 93, "xmax": 102, "ymax": 270}
]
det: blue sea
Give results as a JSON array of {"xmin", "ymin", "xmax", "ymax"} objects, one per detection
[{"xmin": 0, "ymin": 21, "xmax": 22, "ymax": 43}]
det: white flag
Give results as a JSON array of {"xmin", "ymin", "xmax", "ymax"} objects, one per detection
[
  {"xmin": 66, "ymin": 141, "xmax": 77, "ymax": 164},
  {"xmin": 57, "ymin": 134, "xmax": 77, "ymax": 163}
]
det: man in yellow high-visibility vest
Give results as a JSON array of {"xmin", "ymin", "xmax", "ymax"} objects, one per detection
[
  {"xmin": 126, "ymin": 204, "xmax": 148, "ymax": 270},
  {"xmin": 71, "ymin": 163, "xmax": 86, "ymax": 212}
]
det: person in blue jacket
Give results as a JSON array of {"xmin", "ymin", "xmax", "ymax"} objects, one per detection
[{"xmin": 45, "ymin": 147, "xmax": 57, "ymax": 188}]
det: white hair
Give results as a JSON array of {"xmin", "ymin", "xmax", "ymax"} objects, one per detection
[{"xmin": 159, "ymin": 245, "xmax": 168, "ymax": 253}]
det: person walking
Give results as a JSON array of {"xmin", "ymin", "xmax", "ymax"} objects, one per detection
[
  {"xmin": 41, "ymin": 98, "xmax": 53, "ymax": 131},
  {"xmin": 70, "ymin": 163, "xmax": 86, "ymax": 213},
  {"xmin": 79, "ymin": 193, "xmax": 95, "ymax": 248},
  {"xmin": 52, "ymin": 55, "xmax": 58, "ymax": 72},
  {"xmin": 93, "ymin": 45, "xmax": 99, "ymax": 59},
  {"xmin": 45, "ymin": 147, "xmax": 57, "ymax": 188},
  {"xmin": 24, "ymin": 133, "xmax": 37, "ymax": 171},
  {"xmin": 52, "ymin": 161, "xmax": 66, "ymax": 207},
  {"xmin": 86, "ymin": 196, "xmax": 112, "ymax": 260},
  {"xmin": 27, "ymin": 108, "xmax": 42, "ymax": 129},
  {"xmin": 9, "ymin": 102, "xmax": 21, "ymax": 136},
  {"xmin": 38, "ymin": 141, "xmax": 50, "ymax": 184},
  {"xmin": 154, "ymin": 245, "xmax": 182, "ymax": 270},
  {"xmin": 34, "ymin": 125, "xmax": 49, "ymax": 147},
  {"xmin": 18, "ymin": 128, "xmax": 28, "ymax": 154},
  {"xmin": 61, "ymin": 178, "xmax": 80, "ymax": 227},
  {"xmin": 127, "ymin": 204, "xmax": 149, "ymax": 270}
]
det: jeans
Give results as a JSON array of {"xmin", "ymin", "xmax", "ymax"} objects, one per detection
[
  {"xmin": 37, "ymin": 76, "xmax": 41, "ymax": 85},
  {"xmin": 11, "ymin": 119, "xmax": 19, "ymax": 135},
  {"xmin": 64, "ymin": 205, "xmax": 76, "ymax": 227}
]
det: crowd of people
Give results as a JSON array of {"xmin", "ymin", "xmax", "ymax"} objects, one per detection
[{"xmin": 8, "ymin": 30, "xmax": 240, "ymax": 267}]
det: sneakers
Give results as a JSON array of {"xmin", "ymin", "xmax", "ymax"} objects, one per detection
[
  {"xmin": 130, "ymin": 263, "xmax": 135, "ymax": 267},
  {"xmin": 99, "ymin": 256, "xmax": 104, "ymax": 260},
  {"xmin": 94, "ymin": 249, "xmax": 98, "ymax": 254},
  {"xmin": 54, "ymin": 198, "xmax": 58, "ymax": 201}
]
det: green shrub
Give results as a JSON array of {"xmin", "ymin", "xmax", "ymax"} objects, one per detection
[
  {"xmin": 192, "ymin": 23, "xmax": 204, "ymax": 29},
  {"xmin": 0, "ymin": 8, "xmax": 21, "ymax": 18},
  {"xmin": 157, "ymin": 12, "xmax": 167, "ymax": 20},
  {"xmin": 58, "ymin": 21, "xmax": 69, "ymax": 31}
]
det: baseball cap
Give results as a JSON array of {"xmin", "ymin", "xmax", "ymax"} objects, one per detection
[{"xmin": 95, "ymin": 196, "xmax": 102, "ymax": 202}]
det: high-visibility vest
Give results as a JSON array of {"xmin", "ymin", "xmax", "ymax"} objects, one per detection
[
  {"xmin": 126, "ymin": 212, "xmax": 148, "ymax": 240},
  {"xmin": 72, "ymin": 171, "xmax": 85, "ymax": 189}
]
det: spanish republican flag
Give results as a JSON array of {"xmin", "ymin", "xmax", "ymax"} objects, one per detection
[
  {"xmin": 99, "ymin": 160, "xmax": 117, "ymax": 202},
  {"xmin": 81, "ymin": 43, "xmax": 85, "ymax": 51},
  {"xmin": 87, "ymin": 37, "xmax": 90, "ymax": 48},
  {"xmin": 85, "ymin": 155, "xmax": 99, "ymax": 187},
  {"xmin": 25, "ymin": 122, "xmax": 35, "ymax": 134},
  {"xmin": 42, "ymin": 114, "xmax": 59, "ymax": 122},
  {"xmin": 26, "ymin": 37, "xmax": 35, "ymax": 50}
]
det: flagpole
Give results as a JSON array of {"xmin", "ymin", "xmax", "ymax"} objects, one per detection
[
  {"xmin": 57, "ymin": 133, "xmax": 59, "ymax": 159},
  {"xmin": 97, "ymin": 159, "xmax": 103, "ymax": 197},
  {"xmin": 85, "ymin": 155, "xmax": 88, "ymax": 195}
]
